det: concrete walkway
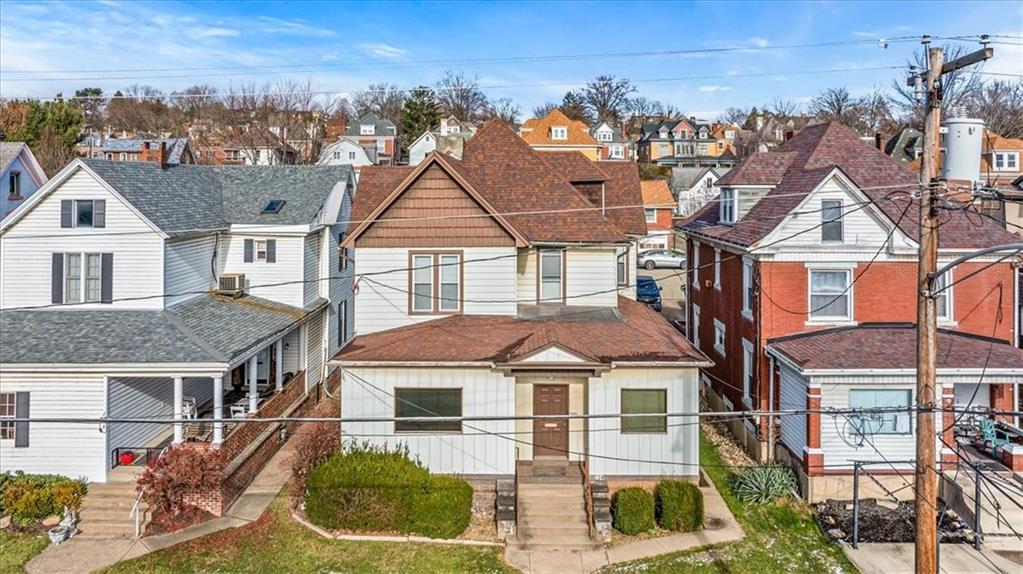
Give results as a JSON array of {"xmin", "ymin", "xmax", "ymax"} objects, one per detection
[
  {"xmin": 25, "ymin": 439, "xmax": 298, "ymax": 574},
  {"xmin": 504, "ymin": 472, "xmax": 744, "ymax": 574},
  {"xmin": 844, "ymin": 542, "xmax": 1023, "ymax": 574}
]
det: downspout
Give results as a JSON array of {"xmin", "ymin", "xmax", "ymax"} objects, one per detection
[
  {"xmin": 768, "ymin": 355, "xmax": 776, "ymax": 462},
  {"xmin": 601, "ymin": 183, "xmax": 606, "ymax": 216}
]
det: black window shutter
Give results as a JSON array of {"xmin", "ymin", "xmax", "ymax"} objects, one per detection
[
  {"xmin": 266, "ymin": 239, "xmax": 277, "ymax": 263},
  {"xmin": 60, "ymin": 200, "xmax": 73, "ymax": 228},
  {"xmin": 244, "ymin": 239, "xmax": 254, "ymax": 262},
  {"xmin": 101, "ymin": 253, "xmax": 113, "ymax": 303},
  {"xmin": 51, "ymin": 253, "xmax": 64, "ymax": 304},
  {"xmin": 14, "ymin": 392, "xmax": 29, "ymax": 448},
  {"xmin": 93, "ymin": 200, "xmax": 106, "ymax": 228}
]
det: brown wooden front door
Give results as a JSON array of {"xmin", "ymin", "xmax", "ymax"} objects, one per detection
[{"xmin": 533, "ymin": 384, "xmax": 569, "ymax": 458}]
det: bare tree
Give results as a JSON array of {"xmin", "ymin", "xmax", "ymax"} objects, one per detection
[
  {"xmin": 718, "ymin": 107, "xmax": 749, "ymax": 126},
  {"xmin": 436, "ymin": 71, "xmax": 491, "ymax": 122},
  {"xmin": 220, "ymin": 80, "xmax": 326, "ymax": 165},
  {"xmin": 889, "ymin": 44, "xmax": 982, "ymax": 127},
  {"xmin": 629, "ymin": 97, "xmax": 659, "ymax": 117},
  {"xmin": 807, "ymin": 87, "xmax": 862, "ymax": 127},
  {"xmin": 352, "ymin": 83, "xmax": 405, "ymax": 126},
  {"xmin": 580, "ymin": 75, "xmax": 636, "ymax": 124},
  {"xmin": 104, "ymin": 85, "xmax": 174, "ymax": 134},
  {"xmin": 768, "ymin": 98, "xmax": 799, "ymax": 119},
  {"xmin": 966, "ymin": 79, "xmax": 1023, "ymax": 139},
  {"xmin": 857, "ymin": 89, "xmax": 897, "ymax": 136},
  {"xmin": 483, "ymin": 98, "xmax": 521, "ymax": 125},
  {"xmin": 531, "ymin": 102, "xmax": 559, "ymax": 119}
]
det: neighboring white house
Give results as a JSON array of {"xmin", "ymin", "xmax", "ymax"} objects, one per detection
[
  {"xmin": 672, "ymin": 166, "xmax": 727, "ymax": 217},
  {"xmin": 330, "ymin": 120, "xmax": 709, "ymax": 484},
  {"xmin": 590, "ymin": 121, "xmax": 629, "ymax": 161},
  {"xmin": 318, "ymin": 139, "xmax": 377, "ymax": 168},
  {"xmin": 407, "ymin": 131, "xmax": 474, "ymax": 166},
  {"xmin": 1, "ymin": 142, "xmax": 48, "ymax": 220},
  {"xmin": 0, "ymin": 159, "xmax": 356, "ymax": 483}
]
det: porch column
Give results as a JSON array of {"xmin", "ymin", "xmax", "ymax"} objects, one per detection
[
  {"xmin": 248, "ymin": 355, "xmax": 258, "ymax": 412},
  {"xmin": 275, "ymin": 339, "xmax": 284, "ymax": 392},
  {"xmin": 803, "ymin": 386, "xmax": 823, "ymax": 477},
  {"xmin": 940, "ymin": 383, "xmax": 957, "ymax": 470},
  {"xmin": 172, "ymin": 376, "xmax": 184, "ymax": 444},
  {"xmin": 212, "ymin": 376, "xmax": 224, "ymax": 444}
]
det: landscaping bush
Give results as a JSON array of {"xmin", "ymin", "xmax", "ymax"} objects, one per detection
[
  {"xmin": 136, "ymin": 446, "xmax": 224, "ymax": 516},
  {"xmin": 733, "ymin": 464, "xmax": 797, "ymax": 504},
  {"xmin": 655, "ymin": 480, "xmax": 703, "ymax": 532},
  {"xmin": 0, "ymin": 472, "xmax": 87, "ymax": 526},
  {"xmin": 612, "ymin": 487, "xmax": 655, "ymax": 535},
  {"xmin": 289, "ymin": 412, "xmax": 342, "ymax": 496},
  {"xmin": 304, "ymin": 443, "xmax": 472, "ymax": 539}
]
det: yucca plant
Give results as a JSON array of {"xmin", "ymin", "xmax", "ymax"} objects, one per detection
[{"xmin": 732, "ymin": 464, "xmax": 798, "ymax": 503}]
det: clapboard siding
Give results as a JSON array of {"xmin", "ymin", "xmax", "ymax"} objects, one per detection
[
  {"xmin": 0, "ymin": 168, "xmax": 165, "ymax": 310},
  {"xmin": 0, "ymin": 374, "xmax": 108, "ymax": 482},
  {"xmin": 342, "ymin": 367, "xmax": 516, "ymax": 475},
  {"xmin": 283, "ymin": 329, "xmax": 302, "ymax": 374},
  {"xmin": 516, "ymin": 248, "xmax": 618, "ymax": 306},
  {"xmin": 353, "ymin": 246, "xmax": 517, "ymax": 334},
  {"xmin": 106, "ymin": 377, "xmax": 214, "ymax": 465},
  {"xmin": 164, "ymin": 235, "xmax": 216, "ymax": 307},
  {"xmin": 303, "ymin": 233, "xmax": 321, "ymax": 307},
  {"xmin": 305, "ymin": 310, "xmax": 324, "ymax": 389},
  {"xmin": 588, "ymin": 368, "xmax": 700, "ymax": 477},
  {"xmin": 778, "ymin": 365, "xmax": 808, "ymax": 458},
  {"xmin": 220, "ymin": 234, "xmax": 304, "ymax": 307}
]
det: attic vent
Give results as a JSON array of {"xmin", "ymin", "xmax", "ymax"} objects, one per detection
[{"xmin": 262, "ymin": 199, "xmax": 285, "ymax": 214}]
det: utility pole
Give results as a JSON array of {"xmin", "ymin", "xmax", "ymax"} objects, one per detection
[{"xmin": 911, "ymin": 36, "xmax": 993, "ymax": 574}]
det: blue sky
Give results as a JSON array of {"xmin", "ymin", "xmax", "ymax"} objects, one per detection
[{"xmin": 1, "ymin": 0, "xmax": 1020, "ymax": 119}]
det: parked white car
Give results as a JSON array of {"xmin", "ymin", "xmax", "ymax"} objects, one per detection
[{"xmin": 637, "ymin": 249, "xmax": 686, "ymax": 270}]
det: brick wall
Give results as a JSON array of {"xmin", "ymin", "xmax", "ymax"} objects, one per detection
[{"xmin": 221, "ymin": 372, "xmax": 308, "ymax": 462}]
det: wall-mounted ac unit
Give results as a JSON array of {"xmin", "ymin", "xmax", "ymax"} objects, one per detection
[{"xmin": 218, "ymin": 273, "xmax": 245, "ymax": 297}]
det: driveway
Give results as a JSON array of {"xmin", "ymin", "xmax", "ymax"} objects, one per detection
[{"xmin": 637, "ymin": 266, "xmax": 686, "ymax": 321}]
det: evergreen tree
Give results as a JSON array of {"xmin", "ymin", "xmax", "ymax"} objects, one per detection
[
  {"xmin": 399, "ymin": 86, "xmax": 440, "ymax": 156},
  {"xmin": 560, "ymin": 91, "xmax": 593, "ymax": 124},
  {"xmin": 742, "ymin": 106, "xmax": 759, "ymax": 131}
]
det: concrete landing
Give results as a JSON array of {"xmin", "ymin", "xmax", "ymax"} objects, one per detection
[{"xmin": 844, "ymin": 542, "xmax": 1023, "ymax": 574}]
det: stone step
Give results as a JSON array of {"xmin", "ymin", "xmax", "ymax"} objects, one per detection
[
  {"xmin": 79, "ymin": 506, "xmax": 147, "ymax": 522},
  {"xmin": 82, "ymin": 493, "xmax": 142, "ymax": 508},
  {"xmin": 518, "ymin": 485, "xmax": 584, "ymax": 496},
  {"xmin": 520, "ymin": 518, "xmax": 590, "ymax": 533},
  {"xmin": 77, "ymin": 519, "xmax": 142, "ymax": 537},
  {"xmin": 518, "ymin": 501, "xmax": 587, "ymax": 515},
  {"xmin": 514, "ymin": 533, "xmax": 599, "ymax": 549}
]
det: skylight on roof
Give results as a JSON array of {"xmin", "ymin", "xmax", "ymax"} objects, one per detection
[{"xmin": 262, "ymin": 199, "xmax": 286, "ymax": 214}]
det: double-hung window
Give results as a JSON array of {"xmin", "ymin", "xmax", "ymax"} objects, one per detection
[
  {"xmin": 551, "ymin": 126, "xmax": 568, "ymax": 140},
  {"xmin": 691, "ymin": 304, "xmax": 701, "ymax": 347},
  {"xmin": 621, "ymin": 389, "xmax": 667, "ymax": 433},
  {"xmin": 395, "ymin": 388, "xmax": 462, "ymax": 433},
  {"xmin": 333, "ymin": 151, "xmax": 340, "ymax": 160},
  {"xmin": 410, "ymin": 252, "xmax": 462, "ymax": 314},
  {"xmin": 713, "ymin": 318, "xmax": 726, "ymax": 356},
  {"xmin": 338, "ymin": 232, "xmax": 349, "ymax": 270},
  {"xmin": 934, "ymin": 270, "xmax": 952, "ymax": 322},
  {"xmin": 539, "ymin": 249, "xmax": 564, "ymax": 303},
  {"xmin": 691, "ymin": 241, "xmax": 700, "ymax": 290},
  {"xmin": 644, "ymin": 208, "xmax": 657, "ymax": 223},
  {"xmin": 848, "ymin": 389, "xmax": 911, "ymax": 435},
  {"xmin": 617, "ymin": 247, "xmax": 628, "ymax": 286},
  {"xmin": 809, "ymin": 269, "xmax": 852, "ymax": 320},
  {"xmin": 719, "ymin": 188, "xmax": 736, "ymax": 224},
  {"xmin": 65, "ymin": 254, "xmax": 82, "ymax": 303},
  {"xmin": 8, "ymin": 171, "xmax": 21, "ymax": 197},
  {"xmin": 994, "ymin": 152, "xmax": 1019, "ymax": 171},
  {"xmin": 742, "ymin": 258, "xmax": 754, "ymax": 317},
  {"xmin": 348, "ymin": 151, "xmax": 356, "ymax": 160},
  {"xmin": 84, "ymin": 253, "xmax": 102, "ymax": 303},
  {"xmin": 58, "ymin": 252, "xmax": 110, "ymax": 304},
  {"xmin": 713, "ymin": 249, "xmax": 721, "ymax": 290},
  {"xmin": 742, "ymin": 339, "xmax": 754, "ymax": 406},
  {"xmin": 821, "ymin": 199, "xmax": 844, "ymax": 242},
  {"xmin": 338, "ymin": 300, "xmax": 347, "ymax": 347},
  {"xmin": 0, "ymin": 393, "xmax": 14, "ymax": 440}
]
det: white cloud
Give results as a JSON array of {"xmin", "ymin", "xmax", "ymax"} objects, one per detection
[
  {"xmin": 358, "ymin": 42, "xmax": 407, "ymax": 60},
  {"xmin": 193, "ymin": 27, "xmax": 241, "ymax": 39},
  {"xmin": 748, "ymin": 36, "xmax": 770, "ymax": 48},
  {"xmin": 698, "ymin": 85, "xmax": 730, "ymax": 93}
]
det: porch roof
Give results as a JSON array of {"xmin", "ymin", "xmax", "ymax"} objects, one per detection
[
  {"xmin": 0, "ymin": 294, "xmax": 326, "ymax": 365},
  {"xmin": 332, "ymin": 296, "xmax": 710, "ymax": 366},
  {"xmin": 766, "ymin": 323, "xmax": 1023, "ymax": 372}
]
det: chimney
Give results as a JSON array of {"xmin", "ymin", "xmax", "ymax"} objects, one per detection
[
  {"xmin": 874, "ymin": 132, "xmax": 882, "ymax": 150},
  {"xmin": 689, "ymin": 116, "xmax": 696, "ymax": 123},
  {"xmin": 158, "ymin": 141, "xmax": 169, "ymax": 168}
]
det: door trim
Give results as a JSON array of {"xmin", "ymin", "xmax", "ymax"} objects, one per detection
[{"xmin": 532, "ymin": 384, "xmax": 569, "ymax": 459}]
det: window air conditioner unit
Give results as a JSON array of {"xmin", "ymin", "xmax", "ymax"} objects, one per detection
[{"xmin": 218, "ymin": 273, "xmax": 245, "ymax": 297}]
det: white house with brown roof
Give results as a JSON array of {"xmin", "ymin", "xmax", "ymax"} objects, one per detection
[{"xmin": 330, "ymin": 121, "xmax": 710, "ymax": 502}]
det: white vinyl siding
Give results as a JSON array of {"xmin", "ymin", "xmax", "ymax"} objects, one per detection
[
  {"xmin": 303, "ymin": 233, "xmax": 321, "ymax": 308},
  {"xmin": 356, "ymin": 247, "xmax": 517, "ymax": 335},
  {"xmin": 220, "ymin": 234, "xmax": 304, "ymax": 307},
  {"xmin": 564, "ymin": 248, "xmax": 618, "ymax": 306},
  {"xmin": 0, "ymin": 168, "xmax": 164, "ymax": 310},
  {"xmin": 0, "ymin": 375, "xmax": 107, "ymax": 482},
  {"xmin": 107, "ymin": 377, "xmax": 214, "ymax": 466},
  {"xmin": 164, "ymin": 235, "xmax": 216, "ymax": 307},
  {"xmin": 305, "ymin": 309, "xmax": 324, "ymax": 390},
  {"xmin": 777, "ymin": 364, "xmax": 808, "ymax": 458},
  {"xmin": 588, "ymin": 368, "xmax": 700, "ymax": 478},
  {"xmin": 341, "ymin": 367, "xmax": 515, "ymax": 475}
]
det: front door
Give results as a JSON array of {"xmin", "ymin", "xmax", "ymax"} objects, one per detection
[{"xmin": 533, "ymin": 385, "xmax": 569, "ymax": 458}]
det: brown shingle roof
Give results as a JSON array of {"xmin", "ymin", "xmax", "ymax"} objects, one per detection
[
  {"xmin": 536, "ymin": 151, "xmax": 607, "ymax": 183},
  {"xmin": 598, "ymin": 162, "xmax": 649, "ymax": 237},
  {"xmin": 520, "ymin": 109, "xmax": 600, "ymax": 147},
  {"xmin": 767, "ymin": 324, "xmax": 1023, "ymax": 371},
  {"xmin": 640, "ymin": 180, "xmax": 673, "ymax": 206},
  {"xmin": 334, "ymin": 296, "xmax": 710, "ymax": 365},
  {"xmin": 684, "ymin": 122, "xmax": 1017, "ymax": 249}
]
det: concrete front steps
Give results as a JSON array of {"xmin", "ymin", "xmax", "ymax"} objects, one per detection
[
  {"xmin": 77, "ymin": 468, "xmax": 149, "ymax": 538},
  {"xmin": 515, "ymin": 461, "xmax": 597, "ymax": 550}
]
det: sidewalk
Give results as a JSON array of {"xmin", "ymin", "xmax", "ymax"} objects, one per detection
[
  {"xmin": 843, "ymin": 542, "xmax": 1023, "ymax": 574},
  {"xmin": 504, "ymin": 471, "xmax": 744, "ymax": 574},
  {"xmin": 25, "ymin": 439, "xmax": 298, "ymax": 574}
]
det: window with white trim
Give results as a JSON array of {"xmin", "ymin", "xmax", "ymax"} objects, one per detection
[
  {"xmin": 84, "ymin": 253, "xmax": 102, "ymax": 303},
  {"xmin": 934, "ymin": 270, "xmax": 952, "ymax": 322},
  {"xmin": 332, "ymin": 151, "xmax": 340, "ymax": 160},
  {"xmin": 410, "ymin": 252, "xmax": 463, "ymax": 314},
  {"xmin": 644, "ymin": 208, "xmax": 657, "ymax": 223},
  {"xmin": 65, "ymin": 253, "xmax": 81, "ymax": 303},
  {"xmin": 742, "ymin": 339, "xmax": 754, "ymax": 405},
  {"xmin": 348, "ymin": 151, "xmax": 356, "ymax": 160},
  {"xmin": 255, "ymin": 240, "xmax": 268, "ymax": 262},
  {"xmin": 719, "ymin": 188, "xmax": 736, "ymax": 224},
  {"xmin": 821, "ymin": 199, "xmax": 844, "ymax": 242},
  {"xmin": 993, "ymin": 151, "xmax": 1019, "ymax": 171},
  {"xmin": 551, "ymin": 126, "xmax": 568, "ymax": 140},
  {"xmin": 742, "ymin": 258, "xmax": 754, "ymax": 317},
  {"xmin": 360, "ymin": 124, "xmax": 375, "ymax": 135},
  {"xmin": 713, "ymin": 318, "xmax": 726, "ymax": 356},
  {"xmin": 692, "ymin": 304, "xmax": 701, "ymax": 348},
  {"xmin": 691, "ymin": 241, "xmax": 700, "ymax": 289},
  {"xmin": 713, "ymin": 248, "xmax": 721, "ymax": 290},
  {"xmin": 0, "ymin": 393, "xmax": 13, "ymax": 440},
  {"xmin": 539, "ymin": 249, "xmax": 564, "ymax": 302},
  {"xmin": 848, "ymin": 389, "xmax": 911, "ymax": 435},
  {"xmin": 809, "ymin": 269, "xmax": 852, "ymax": 320},
  {"xmin": 338, "ymin": 300, "xmax": 347, "ymax": 347},
  {"xmin": 8, "ymin": 171, "xmax": 20, "ymax": 197},
  {"xmin": 616, "ymin": 247, "xmax": 628, "ymax": 286}
]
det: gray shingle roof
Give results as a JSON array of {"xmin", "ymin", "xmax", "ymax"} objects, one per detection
[
  {"xmin": 0, "ymin": 294, "xmax": 327, "ymax": 364},
  {"xmin": 81, "ymin": 137, "xmax": 191, "ymax": 164},
  {"xmin": 80, "ymin": 160, "xmax": 352, "ymax": 235},
  {"xmin": 344, "ymin": 113, "xmax": 396, "ymax": 137},
  {"xmin": 0, "ymin": 142, "xmax": 27, "ymax": 174}
]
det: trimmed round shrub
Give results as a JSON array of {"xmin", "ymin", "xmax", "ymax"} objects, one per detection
[
  {"xmin": 733, "ymin": 464, "xmax": 797, "ymax": 504},
  {"xmin": 0, "ymin": 472, "xmax": 88, "ymax": 526},
  {"xmin": 304, "ymin": 444, "xmax": 472, "ymax": 539},
  {"xmin": 655, "ymin": 480, "xmax": 703, "ymax": 532},
  {"xmin": 612, "ymin": 487, "xmax": 655, "ymax": 535}
]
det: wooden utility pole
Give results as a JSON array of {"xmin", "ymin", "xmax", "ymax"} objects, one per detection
[
  {"xmin": 915, "ymin": 43, "xmax": 943, "ymax": 574},
  {"xmin": 912, "ymin": 38, "xmax": 993, "ymax": 574}
]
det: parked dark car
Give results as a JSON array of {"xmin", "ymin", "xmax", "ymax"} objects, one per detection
[{"xmin": 636, "ymin": 275, "xmax": 662, "ymax": 312}]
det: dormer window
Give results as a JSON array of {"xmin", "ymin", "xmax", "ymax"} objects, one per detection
[
  {"xmin": 551, "ymin": 126, "xmax": 568, "ymax": 140},
  {"xmin": 360, "ymin": 124, "xmax": 375, "ymax": 135},
  {"xmin": 597, "ymin": 130, "xmax": 612, "ymax": 142},
  {"xmin": 994, "ymin": 152, "xmax": 1019, "ymax": 171},
  {"xmin": 725, "ymin": 130, "xmax": 735, "ymax": 139},
  {"xmin": 719, "ymin": 188, "xmax": 737, "ymax": 224}
]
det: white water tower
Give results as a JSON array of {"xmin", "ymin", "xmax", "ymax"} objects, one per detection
[{"xmin": 941, "ymin": 114, "xmax": 984, "ymax": 183}]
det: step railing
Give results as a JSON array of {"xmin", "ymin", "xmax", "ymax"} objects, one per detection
[
  {"xmin": 582, "ymin": 459, "xmax": 595, "ymax": 538},
  {"xmin": 130, "ymin": 487, "xmax": 145, "ymax": 538}
]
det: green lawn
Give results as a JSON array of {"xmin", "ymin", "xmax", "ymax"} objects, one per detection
[
  {"xmin": 600, "ymin": 431, "xmax": 858, "ymax": 574},
  {"xmin": 100, "ymin": 498, "xmax": 515, "ymax": 574},
  {"xmin": 0, "ymin": 530, "xmax": 49, "ymax": 574}
]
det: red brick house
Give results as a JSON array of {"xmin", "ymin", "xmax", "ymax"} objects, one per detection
[
  {"xmin": 680, "ymin": 122, "xmax": 1023, "ymax": 499},
  {"xmin": 639, "ymin": 180, "xmax": 675, "ymax": 249}
]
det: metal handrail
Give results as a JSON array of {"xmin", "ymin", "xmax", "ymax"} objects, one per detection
[{"xmin": 130, "ymin": 487, "xmax": 145, "ymax": 538}]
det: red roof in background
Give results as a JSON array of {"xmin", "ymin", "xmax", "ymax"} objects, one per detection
[
  {"xmin": 768, "ymin": 324, "xmax": 1023, "ymax": 371},
  {"xmin": 683, "ymin": 122, "xmax": 1017, "ymax": 249},
  {"xmin": 333, "ymin": 296, "xmax": 709, "ymax": 365}
]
